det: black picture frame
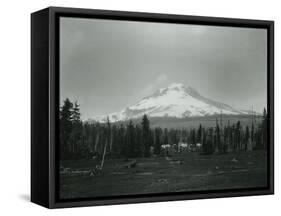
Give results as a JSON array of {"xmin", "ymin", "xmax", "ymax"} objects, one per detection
[{"xmin": 31, "ymin": 6, "xmax": 274, "ymax": 209}]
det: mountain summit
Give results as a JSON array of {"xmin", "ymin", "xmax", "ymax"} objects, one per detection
[{"xmin": 93, "ymin": 83, "xmax": 246, "ymax": 122}]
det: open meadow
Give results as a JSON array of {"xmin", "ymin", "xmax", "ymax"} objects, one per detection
[{"xmin": 60, "ymin": 150, "xmax": 267, "ymax": 199}]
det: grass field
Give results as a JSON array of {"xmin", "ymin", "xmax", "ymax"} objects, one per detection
[{"xmin": 60, "ymin": 150, "xmax": 267, "ymax": 199}]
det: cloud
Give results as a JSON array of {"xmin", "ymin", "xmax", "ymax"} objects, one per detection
[
  {"xmin": 156, "ymin": 74, "xmax": 168, "ymax": 83},
  {"xmin": 141, "ymin": 74, "xmax": 168, "ymax": 96}
]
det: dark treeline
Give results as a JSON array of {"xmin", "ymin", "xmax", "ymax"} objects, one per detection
[{"xmin": 60, "ymin": 98, "xmax": 268, "ymax": 160}]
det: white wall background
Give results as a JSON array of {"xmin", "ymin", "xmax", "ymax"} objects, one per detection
[{"xmin": 0, "ymin": 0, "xmax": 279, "ymax": 214}]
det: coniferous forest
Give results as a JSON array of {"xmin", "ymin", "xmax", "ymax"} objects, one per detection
[
  {"xmin": 60, "ymin": 98, "xmax": 268, "ymax": 161},
  {"xmin": 56, "ymin": 18, "xmax": 270, "ymax": 200}
]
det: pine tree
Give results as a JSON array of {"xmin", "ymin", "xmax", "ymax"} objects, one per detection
[
  {"xmin": 235, "ymin": 121, "xmax": 241, "ymax": 151},
  {"xmin": 201, "ymin": 127, "xmax": 207, "ymax": 153},
  {"xmin": 134, "ymin": 124, "xmax": 143, "ymax": 157},
  {"xmin": 71, "ymin": 102, "xmax": 83, "ymax": 156},
  {"xmin": 163, "ymin": 128, "xmax": 169, "ymax": 144},
  {"xmin": 94, "ymin": 123, "xmax": 100, "ymax": 153},
  {"xmin": 223, "ymin": 126, "xmax": 228, "ymax": 153},
  {"xmin": 190, "ymin": 129, "xmax": 196, "ymax": 145},
  {"xmin": 245, "ymin": 125, "xmax": 250, "ymax": 151},
  {"xmin": 226, "ymin": 120, "xmax": 232, "ymax": 152},
  {"xmin": 60, "ymin": 98, "xmax": 73, "ymax": 159},
  {"xmin": 122, "ymin": 120, "xmax": 135, "ymax": 158},
  {"xmin": 204, "ymin": 128, "xmax": 214, "ymax": 155},
  {"xmin": 119, "ymin": 124, "xmax": 126, "ymax": 157},
  {"xmin": 106, "ymin": 116, "xmax": 112, "ymax": 153},
  {"xmin": 111, "ymin": 125, "xmax": 121, "ymax": 157},
  {"xmin": 251, "ymin": 120, "xmax": 255, "ymax": 149},
  {"xmin": 197, "ymin": 124, "xmax": 202, "ymax": 143},
  {"xmin": 154, "ymin": 128, "xmax": 162, "ymax": 155},
  {"xmin": 215, "ymin": 118, "xmax": 220, "ymax": 153},
  {"xmin": 142, "ymin": 115, "xmax": 151, "ymax": 157},
  {"xmin": 262, "ymin": 108, "xmax": 267, "ymax": 149}
]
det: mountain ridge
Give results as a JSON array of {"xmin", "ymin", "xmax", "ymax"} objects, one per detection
[{"xmin": 90, "ymin": 83, "xmax": 256, "ymax": 123}]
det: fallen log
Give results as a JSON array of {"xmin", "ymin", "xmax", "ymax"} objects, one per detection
[
  {"xmin": 169, "ymin": 160, "xmax": 183, "ymax": 165},
  {"xmin": 124, "ymin": 159, "xmax": 137, "ymax": 168}
]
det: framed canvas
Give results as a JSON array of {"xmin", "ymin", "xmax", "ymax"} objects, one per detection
[{"xmin": 31, "ymin": 7, "xmax": 274, "ymax": 208}]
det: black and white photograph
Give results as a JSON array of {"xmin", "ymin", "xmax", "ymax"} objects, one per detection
[
  {"xmin": 58, "ymin": 16, "xmax": 269, "ymax": 200},
  {"xmin": 0, "ymin": 0, "xmax": 279, "ymax": 213}
]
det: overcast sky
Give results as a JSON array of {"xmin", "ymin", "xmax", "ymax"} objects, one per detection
[{"xmin": 60, "ymin": 17, "xmax": 267, "ymax": 120}]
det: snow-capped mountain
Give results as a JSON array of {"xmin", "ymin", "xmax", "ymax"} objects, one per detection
[{"xmin": 91, "ymin": 83, "xmax": 248, "ymax": 123}]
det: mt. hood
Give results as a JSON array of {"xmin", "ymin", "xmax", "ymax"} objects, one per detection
[{"xmin": 92, "ymin": 83, "xmax": 247, "ymax": 123}]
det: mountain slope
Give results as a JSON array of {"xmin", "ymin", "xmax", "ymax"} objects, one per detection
[{"xmin": 92, "ymin": 83, "xmax": 247, "ymax": 123}]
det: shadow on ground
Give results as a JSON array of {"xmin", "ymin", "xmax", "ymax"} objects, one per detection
[{"xmin": 19, "ymin": 194, "xmax": 30, "ymax": 202}]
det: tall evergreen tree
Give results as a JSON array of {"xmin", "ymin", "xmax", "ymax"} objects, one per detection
[
  {"xmin": 70, "ymin": 101, "xmax": 83, "ymax": 157},
  {"xmin": 118, "ymin": 124, "xmax": 126, "ymax": 157},
  {"xmin": 223, "ymin": 126, "xmax": 228, "ymax": 153},
  {"xmin": 154, "ymin": 128, "xmax": 162, "ymax": 155},
  {"xmin": 251, "ymin": 120, "xmax": 255, "ymax": 149},
  {"xmin": 124, "ymin": 120, "xmax": 135, "ymax": 158},
  {"xmin": 134, "ymin": 124, "xmax": 143, "ymax": 157},
  {"xmin": 235, "ymin": 121, "xmax": 241, "ymax": 151},
  {"xmin": 197, "ymin": 124, "xmax": 202, "ymax": 143},
  {"xmin": 261, "ymin": 108, "xmax": 267, "ymax": 149},
  {"xmin": 192, "ymin": 129, "xmax": 196, "ymax": 144},
  {"xmin": 215, "ymin": 118, "xmax": 220, "ymax": 153},
  {"xmin": 60, "ymin": 98, "xmax": 73, "ymax": 159},
  {"xmin": 142, "ymin": 115, "xmax": 151, "ymax": 157},
  {"xmin": 245, "ymin": 125, "xmax": 250, "ymax": 151},
  {"xmin": 203, "ymin": 128, "xmax": 214, "ymax": 155},
  {"xmin": 163, "ymin": 128, "xmax": 169, "ymax": 144}
]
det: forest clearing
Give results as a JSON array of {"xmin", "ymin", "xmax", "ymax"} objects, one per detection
[
  {"xmin": 60, "ymin": 150, "xmax": 267, "ymax": 199},
  {"xmin": 59, "ymin": 98, "xmax": 268, "ymax": 199}
]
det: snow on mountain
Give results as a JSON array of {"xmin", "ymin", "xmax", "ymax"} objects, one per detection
[{"xmin": 91, "ymin": 83, "xmax": 248, "ymax": 123}]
